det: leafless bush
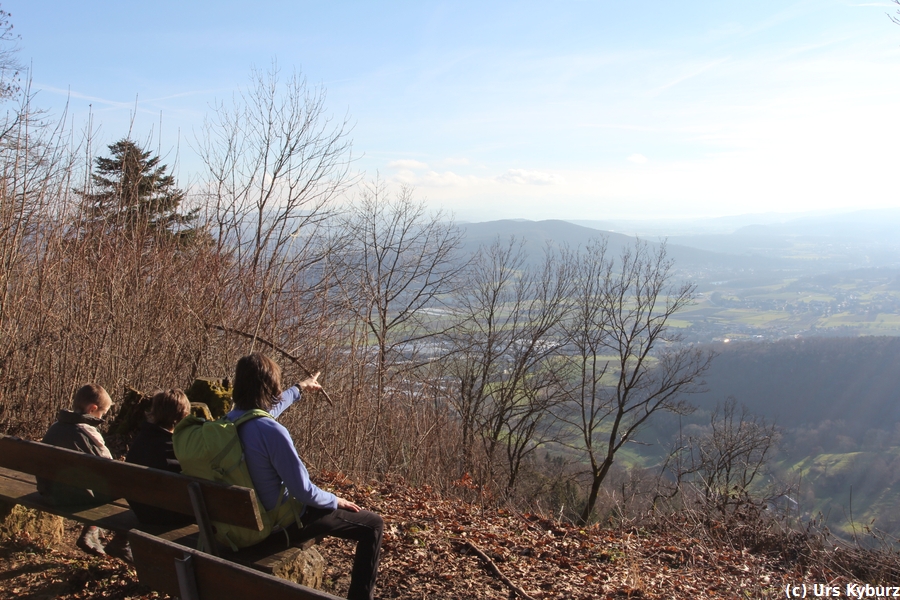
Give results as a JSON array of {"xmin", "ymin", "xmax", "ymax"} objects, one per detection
[{"xmin": 653, "ymin": 398, "xmax": 786, "ymax": 525}]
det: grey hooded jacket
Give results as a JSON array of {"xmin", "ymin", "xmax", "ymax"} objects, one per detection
[{"xmin": 37, "ymin": 410, "xmax": 112, "ymax": 505}]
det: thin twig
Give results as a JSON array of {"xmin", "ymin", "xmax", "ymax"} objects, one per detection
[
  {"xmin": 208, "ymin": 323, "xmax": 334, "ymax": 406},
  {"xmin": 456, "ymin": 538, "xmax": 537, "ymax": 600}
]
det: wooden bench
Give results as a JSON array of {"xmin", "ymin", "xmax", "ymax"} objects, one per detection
[
  {"xmin": 0, "ymin": 434, "xmax": 332, "ymax": 599},
  {"xmin": 130, "ymin": 530, "xmax": 342, "ymax": 600}
]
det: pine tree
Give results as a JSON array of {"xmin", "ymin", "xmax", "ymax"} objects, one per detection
[{"xmin": 79, "ymin": 139, "xmax": 196, "ymax": 236}]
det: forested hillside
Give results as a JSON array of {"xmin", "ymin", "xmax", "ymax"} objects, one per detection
[
  {"xmin": 696, "ymin": 337, "xmax": 900, "ymax": 438},
  {"xmin": 674, "ymin": 337, "xmax": 900, "ymax": 538}
]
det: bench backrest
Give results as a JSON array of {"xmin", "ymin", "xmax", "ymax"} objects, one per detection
[
  {"xmin": 129, "ymin": 530, "xmax": 342, "ymax": 600},
  {"xmin": 0, "ymin": 434, "xmax": 263, "ymax": 530}
]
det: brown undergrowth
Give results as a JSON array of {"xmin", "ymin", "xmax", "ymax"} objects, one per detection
[{"xmin": 2, "ymin": 476, "xmax": 900, "ymax": 600}]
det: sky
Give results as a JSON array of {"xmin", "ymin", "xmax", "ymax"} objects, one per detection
[{"xmin": 6, "ymin": 0, "xmax": 900, "ymax": 221}]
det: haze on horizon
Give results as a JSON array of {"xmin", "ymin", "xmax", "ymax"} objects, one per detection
[{"xmin": 9, "ymin": 0, "xmax": 900, "ymax": 222}]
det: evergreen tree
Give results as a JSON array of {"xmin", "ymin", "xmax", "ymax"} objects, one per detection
[{"xmin": 79, "ymin": 139, "xmax": 195, "ymax": 235}]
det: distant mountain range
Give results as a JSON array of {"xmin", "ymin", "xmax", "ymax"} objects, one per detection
[
  {"xmin": 569, "ymin": 207, "xmax": 900, "ymax": 238},
  {"xmin": 456, "ymin": 219, "xmax": 770, "ymax": 271},
  {"xmin": 458, "ymin": 209, "xmax": 900, "ymax": 271}
]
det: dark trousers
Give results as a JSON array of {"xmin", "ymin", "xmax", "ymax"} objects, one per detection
[{"xmin": 287, "ymin": 507, "xmax": 383, "ymax": 600}]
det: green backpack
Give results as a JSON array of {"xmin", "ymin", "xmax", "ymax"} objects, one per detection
[{"xmin": 172, "ymin": 410, "xmax": 303, "ymax": 551}]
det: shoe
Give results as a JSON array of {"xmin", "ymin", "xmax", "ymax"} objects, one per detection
[
  {"xmin": 76, "ymin": 525, "xmax": 106, "ymax": 557},
  {"xmin": 105, "ymin": 533, "xmax": 133, "ymax": 563}
]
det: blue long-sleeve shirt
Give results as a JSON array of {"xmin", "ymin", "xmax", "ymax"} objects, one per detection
[{"xmin": 227, "ymin": 387, "xmax": 338, "ymax": 513}]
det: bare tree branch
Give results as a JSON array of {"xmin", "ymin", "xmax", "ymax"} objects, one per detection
[{"xmin": 208, "ymin": 323, "xmax": 334, "ymax": 405}]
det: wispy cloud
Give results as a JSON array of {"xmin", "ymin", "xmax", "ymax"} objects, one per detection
[
  {"xmin": 441, "ymin": 157, "xmax": 470, "ymax": 166},
  {"xmin": 649, "ymin": 56, "xmax": 731, "ymax": 96},
  {"xmin": 498, "ymin": 169, "xmax": 562, "ymax": 185},
  {"xmin": 388, "ymin": 159, "xmax": 429, "ymax": 170},
  {"xmin": 388, "ymin": 166, "xmax": 564, "ymax": 189},
  {"xmin": 421, "ymin": 170, "xmax": 476, "ymax": 187},
  {"xmin": 34, "ymin": 84, "xmax": 220, "ymax": 113},
  {"xmin": 627, "ymin": 154, "xmax": 648, "ymax": 164},
  {"xmin": 35, "ymin": 84, "xmax": 137, "ymax": 109},
  {"xmin": 579, "ymin": 123, "xmax": 658, "ymax": 132},
  {"xmin": 389, "ymin": 168, "xmax": 480, "ymax": 187}
]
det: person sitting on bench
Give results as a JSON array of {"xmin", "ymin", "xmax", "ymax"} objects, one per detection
[
  {"xmin": 229, "ymin": 353, "xmax": 383, "ymax": 600},
  {"xmin": 125, "ymin": 389, "xmax": 193, "ymax": 527},
  {"xmin": 37, "ymin": 383, "xmax": 131, "ymax": 561}
]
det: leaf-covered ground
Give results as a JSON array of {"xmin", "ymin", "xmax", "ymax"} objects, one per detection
[{"xmin": 0, "ymin": 474, "xmax": 863, "ymax": 599}]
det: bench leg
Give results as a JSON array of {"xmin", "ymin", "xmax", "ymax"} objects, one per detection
[
  {"xmin": 188, "ymin": 481, "xmax": 219, "ymax": 558},
  {"xmin": 174, "ymin": 553, "xmax": 200, "ymax": 600}
]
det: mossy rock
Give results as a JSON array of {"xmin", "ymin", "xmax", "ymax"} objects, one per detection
[
  {"xmin": 271, "ymin": 546, "xmax": 325, "ymax": 589},
  {"xmin": 0, "ymin": 501, "xmax": 64, "ymax": 545},
  {"xmin": 186, "ymin": 378, "xmax": 232, "ymax": 418}
]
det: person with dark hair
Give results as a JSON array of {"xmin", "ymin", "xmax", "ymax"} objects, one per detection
[
  {"xmin": 125, "ymin": 389, "xmax": 193, "ymax": 527},
  {"xmin": 228, "ymin": 353, "xmax": 383, "ymax": 600}
]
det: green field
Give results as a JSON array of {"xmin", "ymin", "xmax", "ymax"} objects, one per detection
[{"xmin": 683, "ymin": 270, "xmax": 900, "ymax": 339}]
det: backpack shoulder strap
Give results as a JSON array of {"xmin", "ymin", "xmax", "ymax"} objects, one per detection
[{"xmin": 232, "ymin": 409, "xmax": 273, "ymax": 427}]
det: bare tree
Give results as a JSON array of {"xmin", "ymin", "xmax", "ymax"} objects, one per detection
[
  {"xmin": 195, "ymin": 62, "xmax": 353, "ymax": 350},
  {"xmin": 685, "ymin": 398, "xmax": 780, "ymax": 513},
  {"xmin": 445, "ymin": 237, "xmax": 527, "ymax": 470},
  {"xmin": 445, "ymin": 237, "xmax": 573, "ymax": 495},
  {"xmin": 0, "ymin": 6, "xmax": 21, "ymax": 101},
  {"xmin": 0, "ymin": 82, "xmax": 94, "ymax": 432},
  {"xmin": 330, "ymin": 180, "xmax": 465, "ymax": 471},
  {"xmin": 559, "ymin": 238, "xmax": 712, "ymax": 524}
]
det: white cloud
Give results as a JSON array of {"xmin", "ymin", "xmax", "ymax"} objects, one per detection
[
  {"xmin": 387, "ymin": 159, "xmax": 429, "ymax": 170},
  {"xmin": 627, "ymin": 153, "xmax": 648, "ymax": 164},
  {"xmin": 497, "ymin": 169, "xmax": 562, "ymax": 186},
  {"xmin": 421, "ymin": 170, "xmax": 475, "ymax": 187},
  {"xmin": 391, "ymin": 169, "xmax": 420, "ymax": 185},
  {"xmin": 441, "ymin": 157, "xmax": 470, "ymax": 166},
  {"xmin": 388, "ymin": 169, "xmax": 481, "ymax": 187}
]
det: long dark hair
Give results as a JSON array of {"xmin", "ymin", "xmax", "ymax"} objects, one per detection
[{"xmin": 232, "ymin": 353, "xmax": 282, "ymax": 411}]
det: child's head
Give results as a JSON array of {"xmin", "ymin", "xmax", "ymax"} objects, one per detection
[
  {"xmin": 147, "ymin": 389, "xmax": 191, "ymax": 431},
  {"xmin": 232, "ymin": 353, "xmax": 282, "ymax": 411},
  {"xmin": 72, "ymin": 384, "xmax": 112, "ymax": 419}
]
